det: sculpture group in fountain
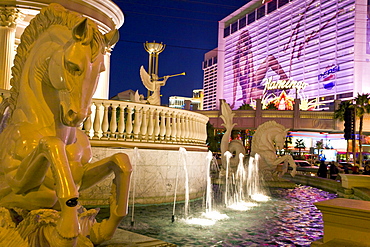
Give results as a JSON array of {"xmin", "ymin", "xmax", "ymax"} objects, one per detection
[
  {"xmin": 251, "ymin": 121, "xmax": 296, "ymax": 180},
  {"xmin": 0, "ymin": 4, "xmax": 132, "ymax": 246},
  {"xmin": 219, "ymin": 100, "xmax": 296, "ymax": 180}
]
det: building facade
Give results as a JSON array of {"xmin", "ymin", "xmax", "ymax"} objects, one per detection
[
  {"xmin": 202, "ymin": 49, "xmax": 218, "ymax": 110},
  {"xmin": 169, "ymin": 89, "xmax": 204, "ymax": 110},
  {"xmin": 211, "ymin": 0, "xmax": 369, "ymax": 110}
]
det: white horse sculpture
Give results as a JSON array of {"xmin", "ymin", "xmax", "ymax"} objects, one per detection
[
  {"xmin": 0, "ymin": 4, "xmax": 131, "ymax": 246},
  {"xmin": 251, "ymin": 121, "xmax": 296, "ymax": 180}
]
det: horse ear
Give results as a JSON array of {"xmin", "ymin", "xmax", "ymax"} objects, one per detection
[
  {"xmin": 72, "ymin": 18, "xmax": 89, "ymax": 41},
  {"xmin": 104, "ymin": 29, "xmax": 119, "ymax": 47}
]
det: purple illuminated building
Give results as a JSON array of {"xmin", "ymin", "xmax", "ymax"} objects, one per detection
[{"xmin": 203, "ymin": 0, "xmax": 370, "ymax": 110}]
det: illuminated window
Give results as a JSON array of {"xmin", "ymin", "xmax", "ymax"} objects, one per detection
[{"xmin": 337, "ymin": 92, "xmax": 353, "ymax": 99}]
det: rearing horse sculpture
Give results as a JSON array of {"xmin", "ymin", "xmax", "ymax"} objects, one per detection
[
  {"xmin": 251, "ymin": 121, "xmax": 296, "ymax": 180},
  {"xmin": 0, "ymin": 4, "xmax": 131, "ymax": 246}
]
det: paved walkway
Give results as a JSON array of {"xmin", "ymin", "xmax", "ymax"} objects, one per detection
[{"xmin": 99, "ymin": 229, "xmax": 177, "ymax": 247}]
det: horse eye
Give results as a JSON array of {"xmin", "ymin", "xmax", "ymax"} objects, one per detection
[{"xmin": 65, "ymin": 61, "xmax": 82, "ymax": 76}]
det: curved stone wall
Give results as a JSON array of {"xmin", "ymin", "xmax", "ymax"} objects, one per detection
[{"xmin": 80, "ymin": 147, "xmax": 209, "ymax": 205}]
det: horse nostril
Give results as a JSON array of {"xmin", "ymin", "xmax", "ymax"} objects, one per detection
[
  {"xmin": 67, "ymin": 109, "xmax": 77, "ymax": 119},
  {"xmin": 66, "ymin": 197, "xmax": 78, "ymax": 207}
]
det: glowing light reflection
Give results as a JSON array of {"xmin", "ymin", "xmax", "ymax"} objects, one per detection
[
  {"xmin": 202, "ymin": 211, "xmax": 229, "ymax": 220},
  {"xmin": 184, "ymin": 218, "xmax": 216, "ymax": 226},
  {"xmin": 251, "ymin": 194, "xmax": 270, "ymax": 202},
  {"xmin": 228, "ymin": 201, "xmax": 258, "ymax": 211}
]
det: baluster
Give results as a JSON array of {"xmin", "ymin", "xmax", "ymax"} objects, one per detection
[
  {"xmin": 125, "ymin": 106, "xmax": 133, "ymax": 140},
  {"xmin": 184, "ymin": 114, "xmax": 190, "ymax": 143},
  {"xmin": 201, "ymin": 118, "xmax": 208, "ymax": 144},
  {"xmin": 171, "ymin": 112, "xmax": 177, "ymax": 142},
  {"xmin": 117, "ymin": 104, "xmax": 126, "ymax": 140},
  {"xmin": 92, "ymin": 102, "xmax": 102, "ymax": 139},
  {"xmin": 140, "ymin": 106, "xmax": 148, "ymax": 141},
  {"xmin": 109, "ymin": 103, "xmax": 118, "ymax": 140},
  {"xmin": 147, "ymin": 108, "xmax": 154, "ymax": 141},
  {"xmin": 188, "ymin": 115, "xmax": 195, "ymax": 143},
  {"xmin": 159, "ymin": 110, "xmax": 166, "ymax": 141},
  {"xmin": 83, "ymin": 114, "xmax": 92, "ymax": 138},
  {"xmin": 133, "ymin": 106, "xmax": 142, "ymax": 140},
  {"xmin": 177, "ymin": 113, "xmax": 183, "ymax": 143},
  {"xmin": 165, "ymin": 111, "xmax": 172, "ymax": 142},
  {"xmin": 196, "ymin": 117, "xmax": 202, "ymax": 144},
  {"xmin": 153, "ymin": 109, "xmax": 160, "ymax": 141},
  {"xmin": 196, "ymin": 117, "xmax": 202, "ymax": 143},
  {"xmin": 101, "ymin": 102, "xmax": 109, "ymax": 140}
]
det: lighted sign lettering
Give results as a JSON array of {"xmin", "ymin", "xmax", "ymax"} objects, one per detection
[
  {"xmin": 262, "ymin": 77, "xmax": 308, "ymax": 94},
  {"xmin": 318, "ymin": 65, "xmax": 340, "ymax": 81}
]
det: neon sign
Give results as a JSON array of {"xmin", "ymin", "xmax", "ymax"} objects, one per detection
[{"xmin": 262, "ymin": 77, "xmax": 308, "ymax": 94}]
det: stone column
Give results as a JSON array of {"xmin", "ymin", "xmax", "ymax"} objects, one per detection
[
  {"xmin": 0, "ymin": 7, "xmax": 23, "ymax": 90},
  {"xmin": 93, "ymin": 48, "xmax": 112, "ymax": 99}
]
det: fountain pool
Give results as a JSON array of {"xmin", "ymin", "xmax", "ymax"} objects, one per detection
[{"xmin": 97, "ymin": 185, "xmax": 336, "ymax": 246}]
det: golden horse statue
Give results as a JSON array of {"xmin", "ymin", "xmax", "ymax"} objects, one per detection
[{"xmin": 0, "ymin": 4, "xmax": 131, "ymax": 246}]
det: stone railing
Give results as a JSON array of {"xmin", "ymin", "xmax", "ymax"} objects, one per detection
[{"xmin": 83, "ymin": 99, "xmax": 209, "ymax": 147}]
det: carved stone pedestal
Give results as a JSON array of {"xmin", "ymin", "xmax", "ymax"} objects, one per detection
[{"xmin": 312, "ymin": 198, "xmax": 370, "ymax": 246}]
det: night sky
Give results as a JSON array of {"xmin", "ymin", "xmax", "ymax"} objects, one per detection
[{"xmin": 110, "ymin": 0, "xmax": 249, "ymax": 105}]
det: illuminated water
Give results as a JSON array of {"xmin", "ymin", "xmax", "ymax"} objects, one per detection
[{"xmin": 115, "ymin": 185, "xmax": 336, "ymax": 246}]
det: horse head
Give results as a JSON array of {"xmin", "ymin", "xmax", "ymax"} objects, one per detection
[
  {"xmin": 273, "ymin": 128, "xmax": 289, "ymax": 151},
  {"xmin": 48, "ymin": 18, "xmax": 119, "ymax": 127}
]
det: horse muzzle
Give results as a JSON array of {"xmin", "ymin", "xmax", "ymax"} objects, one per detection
[{"xmin": 61, "ymin": 106, "xmax": 87, "ymax": 127}]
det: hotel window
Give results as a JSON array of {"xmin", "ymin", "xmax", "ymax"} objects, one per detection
[
  {"xmin": 231, "ymin": 21, "xmax": 238, "ymax": 34},
  {"xmin": 278, "ymin": 0, "xmax": 289, "ymax": 8},
  {"xmin": 239, "ymin": 16, "xmax": 246, "ymax": 29},
  {"xmin": 224, "ymin": 26, "xmax": 230, "ymax": 38},
  {"xmin": 202, "ymin": 61, "xmax": 207, "ymax": 69},
  {"xmin": 268, "ymin": 0, "xmax": 277, "ymax": 14},
  {"xmin": 248, "ymin": 11, "xmax": 256, "ymax": 24},
  {"xmin": 257, "ymin": 5, "xmax": 265, "ymax": 20}
]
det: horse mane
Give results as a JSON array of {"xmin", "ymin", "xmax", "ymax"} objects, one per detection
[
  {"xmin": 252, "ymin": 121, "xmax": 287, "ymax": 152},
  {"xmin": 7, "ymin": 3, "xmax": 105, "ymax": 116}
]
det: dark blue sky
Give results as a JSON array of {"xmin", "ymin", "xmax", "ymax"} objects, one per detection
[{"xmin": 110, "ymin": 0, "xmax": 248, "ymax": 105}]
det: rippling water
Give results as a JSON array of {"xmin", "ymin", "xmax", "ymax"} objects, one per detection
[{"xmin": 117, "ymin": 185, "xmax": 336, "ymax": 247}]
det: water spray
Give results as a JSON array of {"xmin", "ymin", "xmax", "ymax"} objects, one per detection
[
  {"xmin": 172, "ymin": 148, "xmax": 181, "ymax": 222},
  {"xmin": 131, "ymin": 147, "xmax": 139, "ymax": 227},
  {"xmin": 224, "ymin": 151, "xmax": 232, "ymax": 207}
]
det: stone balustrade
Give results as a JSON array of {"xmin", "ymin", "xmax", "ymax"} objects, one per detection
[{"xmin": 83, "ymin": 99, "xmax": 209, "ymax": 148}]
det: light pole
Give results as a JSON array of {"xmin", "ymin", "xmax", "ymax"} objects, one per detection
[{"xmin": 144, "ymin": 41, "xmax": 165, "ymax": 98}]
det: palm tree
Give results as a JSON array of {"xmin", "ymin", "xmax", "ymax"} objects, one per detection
[
  {"xmin": 295, "ymin": 139, "xmax": 305, "ymax": 158},
  {"xmin": 334, "ymin": 100, "xmax": 353, "ymax": 161},
  {"xmin": 354, "ymin": 93, "xmax": 370, "ymax": 166}
]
